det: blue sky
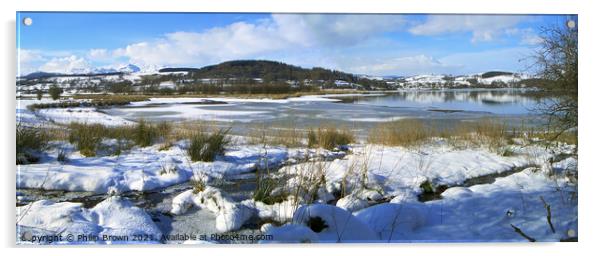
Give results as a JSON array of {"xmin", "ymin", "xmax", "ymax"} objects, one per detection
[{"xmin": 16, "ymin": 12, "xmax": 573, "ymax": 76}]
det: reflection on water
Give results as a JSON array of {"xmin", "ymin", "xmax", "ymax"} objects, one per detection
[{"xmin": 351, "ymin": 88, "xmax": 545, "ymax": 115}]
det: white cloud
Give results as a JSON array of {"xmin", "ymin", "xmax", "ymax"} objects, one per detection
[
  {"xmin": 409, "ymin": 15, "xmax": 527, "ymax": 43},
  {"xmin": 39, "ymin": 55, "xmax": 92, "ymax": 74},
  {"xmin": 341, "ymin": 55, "xmax": 462, "ymax": 76},
  {"xmin": 439, "ymin": 47, "xmax": 532, "ymax": 74},
  {"xmin": 18, "ymin": 49, "xmax": 45, "ymax": 63},
  {"xmin": 273, "ymin": 14, "xmax": 405, "ymax": 46},
  {"xmin": 505, "ymin": 28, "xmax": 543, "ymax": 45},
  {"xmin": 113, "ymin": 14, "xmax": 406, "ymax": 66},
  {"xmin": 88, "ymin": 48, "xmax": 110, "ymax": 59}
]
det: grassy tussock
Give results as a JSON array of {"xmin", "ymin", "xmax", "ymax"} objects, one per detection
[
  {"xmin": 186, "ymin": 128, "xmax": 231, "ymax": 162},
  {"xmin": 253, "ymin": 176, "xmax": 286, "ymax": 204},
  {"xmin": 68, "ymin": 120, "xmax": 172, "ymax": 157},
  {"xmin": 16, "ymin": 123, "xmax": 49, "ymax": 164},
  {"xmin": 308, "ymin": 126, "xmax": 355, "ymax": 149}
]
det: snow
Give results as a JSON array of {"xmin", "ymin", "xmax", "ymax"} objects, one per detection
[
  {"xmin": 17, "ymin": 142, "xmax": 290, "ymax": 193},
  {"xmin": 354, "ymin": 203, "xmax": 428, "ymax": 241},
  {"xmin": 267, "ymin": 204, "xmax": 379, "ymax": 242},
  {"xmin": 279, "ymin": 144, "xmax": 531, "ymax": 204},
  {"xmin": 17, "ymin": 99, "xmax": 134, "ymax": 127},
  {"xmin": 170, "ymin": 187, "xmax": 255, "ymax": 232},
  {"xmin": 246, "ymin": 196, "xmax": 299, "ymax": 223},
  {"xmin": 17, "ymin": 99, "xmax": 55, "ymax": 126},
  {"xmin": 16, "ymin": 197, "xmax": 162, "ymax": 244},
  {"xmin": 259, "ymin": 224, "xmax": 318, "ymax": 243},
  {"xmin": 265, "ymin": 162, "xmax": 576, "ymax": 243},
  {"xmin": 37, "ymin": 107, "xmax": 135, "ymax": 126}
]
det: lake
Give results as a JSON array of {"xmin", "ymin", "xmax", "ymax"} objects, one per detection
[{"xmin": 104, "ymin": 88, "xmax": 549, "ymax": 137}]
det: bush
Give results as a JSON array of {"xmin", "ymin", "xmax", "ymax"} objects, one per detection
[
  {"xmin": 187, "ymin": 129, "xmax": 231, "ymax": 162},
  {"xmin": 48, "ymin": 85, "xmax": 63, "ymax": 100},
  {"xmin": 16, "ymin": 123, "xmax": 48, "ymax": 164},
  {"xmin": 307, "ymin": 126, "xmax": 354, "ymax": 149}
]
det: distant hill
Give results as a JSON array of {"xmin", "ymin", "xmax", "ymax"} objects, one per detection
[
  {"xmin": 20, "ymin": 72, "xmax": 63, "ymax": 80},
  {"xmin": 159, "ymin": 67, "xmax": 201, "ymax": 73},
  {"xmin": 481, "ymin": 71, "xmax": 514, "ymax": 79},
  {"xmin": 191, "ymin": 60, "xmax": 367, "ymax": 84}
]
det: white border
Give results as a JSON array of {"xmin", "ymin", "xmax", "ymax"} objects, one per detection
[{"xmin": 2, "ymin": 0, "xmax": 600, "ymax": 255}]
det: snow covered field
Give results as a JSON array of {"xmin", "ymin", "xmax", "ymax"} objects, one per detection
[{"xmin": 15, "ymin": 96, "xmax": 578, "ymax": 244}]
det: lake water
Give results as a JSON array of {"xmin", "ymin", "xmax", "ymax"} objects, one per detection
[{"xmin": 106, "ymin": 88, "xmax": 548, "ymax": 136}]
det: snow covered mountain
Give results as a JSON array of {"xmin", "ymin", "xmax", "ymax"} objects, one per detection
[{"xmin": 117, "ymin": 64, "xmax": 141, "ymax": 73}]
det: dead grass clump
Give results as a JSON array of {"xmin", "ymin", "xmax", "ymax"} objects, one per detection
[
  {"xmin": 367, "ymin": 119, "xmax": 431, "ymax": 147},
  {"xmin": 307, "ymin": 126, "xmax": 355, "ymax": 149},
  {"xmin": 16, "ymin": 123, "xmax": 49, "ymax": 164},
  {"xmin": 186, "ymin": 128, "xmax": 231, "ymax": 162}
]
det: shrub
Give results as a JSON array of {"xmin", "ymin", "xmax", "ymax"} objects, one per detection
[
  {"xmin": 187, "ymin": 129, "xmax": 231, "ymax": 162},
  {"xmin": 48, "ymin": 85, "xmax": 63, "ymax": 100}
]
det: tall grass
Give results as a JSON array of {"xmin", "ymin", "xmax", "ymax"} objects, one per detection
[
  {"xmin": 187, "ymin": 128, "xmax": 231, "ymax": 162},
  {"xmin": 16, "ymin": 123, "xmax": 49, "ymax": 164},
  {"xmin": 368, "ymin": 118, "xmax": 511, "ymax": 149},
  {"xmin": 368, "ymin": 119, "xmax": 430, "ymax": 147},
  {"xmin": 67, "ymin": 120, "xmax": 172, "ymax": 157},
  {"xmin": 253, "ymin": 176, "xmax": 286, "ymax": 204},
  {"xmin": 247, "ymin": 121, "xmax": 305, "ymax": 147},
  {"xmin": 307, "ymin": 126, "xmax": 355, "ymax": 149},
  {"xmin": 68, "ymin": 123, "xmax": 106, "ymax": 157}
]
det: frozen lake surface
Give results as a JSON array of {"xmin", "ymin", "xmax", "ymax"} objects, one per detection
[{"xmin": 98, "ymin": 89, "xmax": 548, "ymax": 137}]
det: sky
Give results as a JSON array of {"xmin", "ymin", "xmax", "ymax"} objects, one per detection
[{"xmin": 16, "ymin": 12, "xmax": 574, "ymax": 76}]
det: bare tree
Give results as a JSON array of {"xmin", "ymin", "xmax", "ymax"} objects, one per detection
[{"xmin": 532, "ymin": 17, "xmax": 578, "ymax": 141}]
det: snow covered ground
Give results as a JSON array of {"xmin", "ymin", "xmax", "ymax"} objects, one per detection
[
  {"xmin": 263, "ymin": 164, "xmax": 577, "ymax": 242},
  {"xmin": 17, "ymin": 196, "xmax": 162, "ymax": 244},
  {"xmin": 17, "ymin": 141, "xmax": 309, "ymax": 193},
  {"xmin": 16, "ymin": 139, "xmax": 577, "ymax": 244}
]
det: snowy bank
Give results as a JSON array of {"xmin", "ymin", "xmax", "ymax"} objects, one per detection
[
  {"xmin": 17, "ymin": 197, "xmax": 161, "ymax": 244},
  {"xmin": 17, "ymin": 142, "xmax": 293, "ymax": 193}
]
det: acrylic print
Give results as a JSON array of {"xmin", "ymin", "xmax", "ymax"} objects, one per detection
[{"xmin": 16, "ymin": 12, "xmax": 577, "ymax": 244}]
